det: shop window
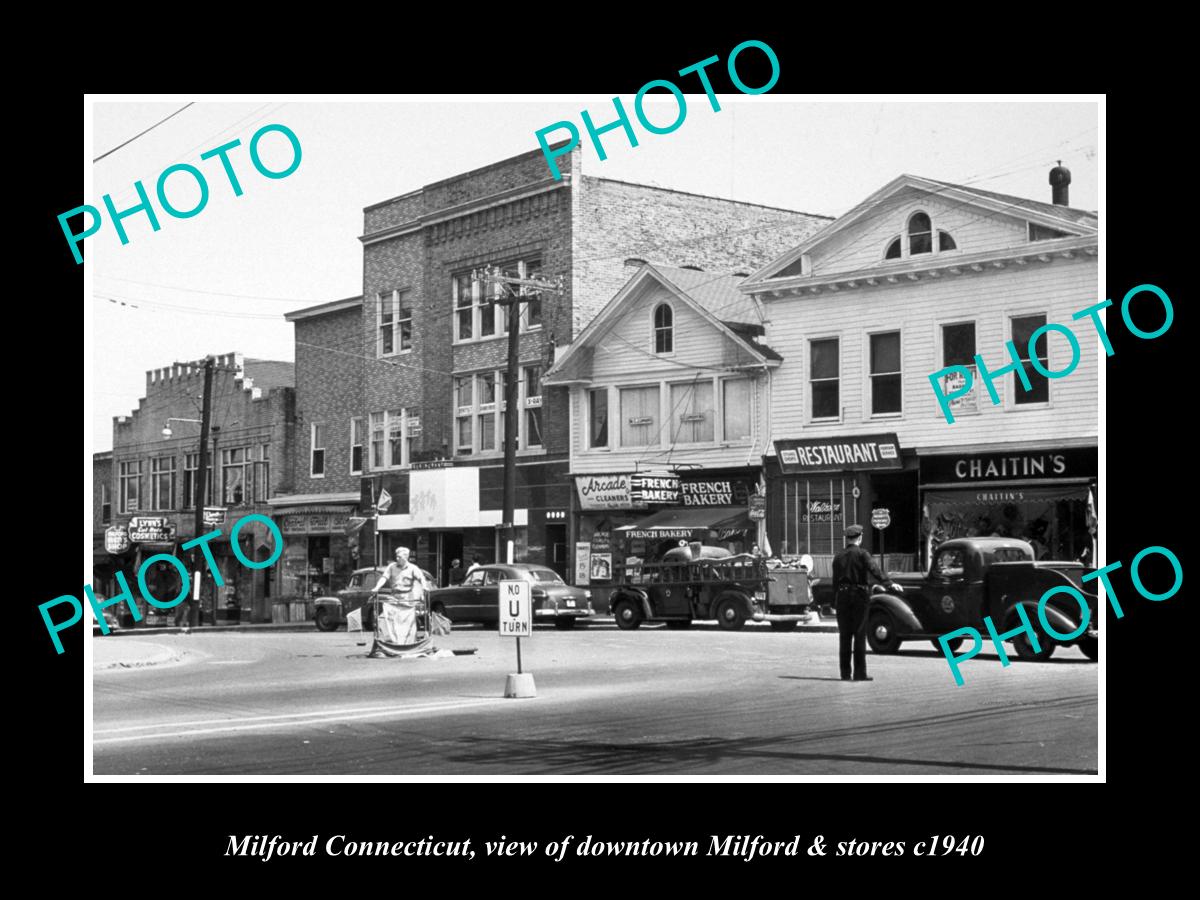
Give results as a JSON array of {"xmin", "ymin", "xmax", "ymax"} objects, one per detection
[
  {"xmin": 524, "ymin": 365, "xmax": 543, "ymax": 449},
  {"xmin": 1011, "ymin": 314, "xmax": 1050, "ymax": 405},
  {"xmin": 908, "ymin": 212, "xmax": 932, "ymax": 255},
  {"xmin": 722, "ymin": 378, "xmax": 752, "ymax": 441},
  {"xmin": 350, "ymin": 418, "xmax": 363, "ymax": 475},
  {"xmin": 224, "ymin": 447, "xmax": 250, "ymax": 503},
  {"xmin": 884, "ymin": 236, "xmax": 901, "ymax": 260},
  {"xmin": 620, "ymin": 385, "xmax": 660, "ymax": 447},
  {"xmin": 253, "ymin": 444, "xmax": 270, "ymax": 502},
  {"xmin": 100, "ymin": 482, "xmax": 111, "ymax": 523},
  {"xmin": 377, "ymin": 289, "xmax": 411, "ymax": 357},
  {"xmin": 653, "ymin": 303, "xmax": 674, "ymax": 354},
  {"xmin": 940, "ymin": 322, "xmax": 977, "ymax": 414},
  {"xmin": 670, "ymin": 379, "xmax": 714, "ymax": 443},
  {"xmin": 809, "ymin": 338, "xmax": 840, "ymax": 420},
  {"xmin": 310, "ymin": 425, "xmax": 325, "ymax": 478},
  {"xmin": 151, "ymin": 455, "xmax": 176, "ymax": 510},
  {"xmin": 119, "ymin": 460, "xmax": 141, "ymax": 513},
  {"xmin": 589, "ymin": 389, "xmax": 609, "ymax": 448},
  {"xmin": 870, "ymin": 331, "xmax": 902, "ymax": 415}
]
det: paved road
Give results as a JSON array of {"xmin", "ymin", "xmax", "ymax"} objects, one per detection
[{"xmin": 92, "ymin": 623, "xmax": 1098, "ymax": 775}]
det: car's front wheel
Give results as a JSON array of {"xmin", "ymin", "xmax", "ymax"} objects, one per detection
[
  {"xmin": 613, "ymin": 598, "xmax": 643, "ymax": 631},
  {"xmin": 933, "ymin": 637, "xmax": 965, "ymax": 654},
  {"xmin": 314, "ymin": 607, "xmax": 338, "ymax": 632},
  {"xmin": 867, "ymin": 609, "xmax": 902, "ymax": 653}
]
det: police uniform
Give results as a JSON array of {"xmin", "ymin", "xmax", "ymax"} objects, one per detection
[{"xmin": 831, "ymin": 524, "xmax": 899, "ymax": 681}]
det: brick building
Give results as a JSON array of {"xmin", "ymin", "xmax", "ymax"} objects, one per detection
[
  {"xmin": 272, "ymin": 297, "xmax": 365, "ymax": 598},
  {"xmin": 100, "ymin": 353, "xmax": 296, "ymax": 624},
  {"xmin": 741, "ymin": 171, "xmax": 1099, "ymax": 577},
  {"xmin": 288, "ymin": 145, "xmax": 829, "ymax": 586}
]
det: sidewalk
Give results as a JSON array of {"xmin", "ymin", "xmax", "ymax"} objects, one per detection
[{"xmin": 93, "ymin": 637, "xmax": 188, "ymax": 671}]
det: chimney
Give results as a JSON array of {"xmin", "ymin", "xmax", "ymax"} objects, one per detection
[{"xmin": 1049, "ymin": 161, "xmax": 1071, "ymax": 206}]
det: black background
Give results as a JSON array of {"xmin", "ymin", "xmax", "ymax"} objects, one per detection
[{"xmin": 28, "ymin": 24, "xmax": 1182, "ymax": 887}]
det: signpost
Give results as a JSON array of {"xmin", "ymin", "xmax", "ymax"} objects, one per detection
[
  {"xmin": 499, "ymin": 579, "xmax": 535, "ymax": 698},
  {"xmin": 871, "ymin": 508, "xmax": 892, "ymax": 571}
]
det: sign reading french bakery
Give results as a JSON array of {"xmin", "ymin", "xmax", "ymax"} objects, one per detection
[
  {"xmin": 679, "ymin": 477, "xmax": 753, "ymax": 506},
  {"xmin": 629, "ymin": 473, "xmax": 680, "ymax": 504},
  {"xmin": 774, "ymin": 434, "xmax": 902, "ymax": 474}
]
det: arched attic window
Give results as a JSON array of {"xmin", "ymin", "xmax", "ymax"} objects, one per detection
[
  {"xmin": 885, "ymin": 236, "xmax": 902, "ymax": 259},
  {"xmin": 938, "ymin": 230, "xmax": 957, "ymax": 251},
  {"xmin": 908, "ymin": 212, "xmax": 933, "ymax": 255},
  {"xmin": 654, "ymin": 303, "xmax": 674, "ymax": 354}
]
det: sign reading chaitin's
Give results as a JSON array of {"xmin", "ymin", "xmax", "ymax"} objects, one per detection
[{"xmin": 774, "ymin": 434, "xmax": 902, "ymax": 474}]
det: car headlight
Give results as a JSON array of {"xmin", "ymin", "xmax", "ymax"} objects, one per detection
[{"xmin": 584, "ymin": 590, "xmax": 592, "ymax": 601}]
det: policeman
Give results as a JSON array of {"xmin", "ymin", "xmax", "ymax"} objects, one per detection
[{"xmin": 832, "ymin": 524, "xmax": 904, "ymax": 682}]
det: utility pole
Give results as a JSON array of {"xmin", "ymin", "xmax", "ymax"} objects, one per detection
[
  {"xmin": 192, "ymin": 356, "xmax": 215, "ymax": 627},
  {"xmin": 472, "ymin": 266, "xmax": 564, "ymax": 564}
]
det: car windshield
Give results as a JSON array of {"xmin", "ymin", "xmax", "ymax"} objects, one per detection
[{"xmin": 528, "ymin": 569, "xmax": 564, "ymax": 584}]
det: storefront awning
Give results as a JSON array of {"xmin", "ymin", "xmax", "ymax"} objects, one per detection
[
  {"xmin": 618, "ymin": 505, "xmax": 749, "ymax": 531},
  {"xmin": 925, "ymin": 484, "xmax": 1088, "ymax": 508}
]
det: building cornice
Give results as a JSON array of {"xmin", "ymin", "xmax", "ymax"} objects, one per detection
[
  {"xmin": 744, "ymin": 235, "xmax": 1097, "ymax": 299},
  {"xmin": 360, "ymin": 176, "xmax": 571, "ymax": 245}
]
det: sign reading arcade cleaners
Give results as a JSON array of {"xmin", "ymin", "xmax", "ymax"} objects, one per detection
[{"xmin": 499, "ymin": 579, "xmax": 531, "ymax": 637}]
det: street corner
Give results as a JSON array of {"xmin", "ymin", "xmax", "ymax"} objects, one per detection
[{"xmin": 92, "ymin": 636, "xmax": 201, "ymax": 672}]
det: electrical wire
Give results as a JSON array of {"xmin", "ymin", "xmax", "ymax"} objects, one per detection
[{"xmin": 93, "ymin": 103, "xmax": 195, "ymax": 163}]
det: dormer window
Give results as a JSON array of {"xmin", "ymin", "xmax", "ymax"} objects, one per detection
[
  {"xmin": 908, "ymin": 212, "xmax": 932, "ymax": 255},
  {"xmin": 883, "ymin": 213, "xmax": 957, "ymax": 261},
  {"xmin": 653, "ymin": 303, "xmax": 674, "ymax": 354}
]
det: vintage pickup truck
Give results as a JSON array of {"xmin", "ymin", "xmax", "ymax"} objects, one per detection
[{"xmin": 862, "ymin": 537, "xmax": 1098, "ymax": 661}]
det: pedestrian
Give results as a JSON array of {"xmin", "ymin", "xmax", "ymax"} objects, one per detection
[
  {"xmin": 370, "ymin": 547, "xmax": 429, "ymax": 656},
  {"xmin": 465, "ymin": 554, "xmax": 484, "ymax": 576},
  {"xmin": 832, "ymin": 524, "xmax": 904, "ymax": 682},
  {"xmin": 448, "ymin": 558, "xmax": 465, "ymax": 586}
]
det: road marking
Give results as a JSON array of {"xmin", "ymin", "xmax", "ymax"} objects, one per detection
[{"xmin": 94, "ymin": 698, "xmax": 503, "ymax": 745}]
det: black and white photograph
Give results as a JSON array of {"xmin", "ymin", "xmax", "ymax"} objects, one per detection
[{"xmin": 76, "ymin": 95, "xmax": 1112, "ymax": 781}]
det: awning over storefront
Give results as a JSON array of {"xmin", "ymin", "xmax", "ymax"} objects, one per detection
[
  {"xmin": 924, "ymin": 484, "xmax": 1089, "ymax": 508},
  {"xmin": 618, "ymin": 505, "xmax": 750, "ymax": 531}
]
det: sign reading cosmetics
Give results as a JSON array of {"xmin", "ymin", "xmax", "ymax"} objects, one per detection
[
  {"xmin": 127, "ymin": 517, "xmax": 176, "ymax": 543},
  {"xmin": 774, "ymin": 433, "xmax": 902, "ymax": 473}
]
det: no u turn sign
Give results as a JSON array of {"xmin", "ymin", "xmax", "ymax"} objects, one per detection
[{"xmin": 499, "ymin": 580, "xmax": 531, "ymax": 636}]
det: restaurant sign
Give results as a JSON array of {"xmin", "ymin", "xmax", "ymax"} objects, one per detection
[
  {"xmin": 802, "ymin": 499, "xmax": 842, "ymax": 524},
  {"xmin": 774, "ymin": 433, "xmax": 902, "ymax": 474},
  {"xmin": 127, "ymin": 516, "xmax": 176, "ymax": 543}
]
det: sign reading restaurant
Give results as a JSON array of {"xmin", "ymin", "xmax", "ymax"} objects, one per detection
[{"xmin": 774, "ymin": 433, "xmax": 902, "ymax": 474}]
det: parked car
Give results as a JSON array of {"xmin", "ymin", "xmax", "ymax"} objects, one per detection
[
  {"xmin": 91, "ymin": 602, "xmax": 122, "ymax": 635},
  {"xmin": 313, "ymin": 566, "xmax": 436, "ymax": 632},
  {"xmin": 865, "ymin": 537, "xmax": 1098, "ymax": 661},
  {"xmin": 427, "ymin": 564, "xmax": 593, "ymax": 628}
]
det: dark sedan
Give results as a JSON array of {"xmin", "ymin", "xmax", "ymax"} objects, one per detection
[
  {"xmin": 313, "ymin": 566, "xmax": 436, "ymax": 632},
  {"xmin": 428, "ymin": 564, "xmax": 593, "ymax": 628}
]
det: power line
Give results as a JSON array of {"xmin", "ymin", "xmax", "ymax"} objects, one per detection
[
  {"xmin": 95, "ymin": 274, "xmax": 322, "ymax": 303},
  {"xmin": 93, "ymin": 103, "xmax": 195, "ymax": 163}
]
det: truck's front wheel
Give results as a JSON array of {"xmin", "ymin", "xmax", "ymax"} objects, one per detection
[
  {"xmin": 613, "ymin": 598, "xmax": 643, "ymax": 631},
  {"xmin": 715, "ymin": 598, "xmax": 746, "ymax": 631},
  {"xmin": 1012, "ymin": 632, "xmax": 1056, "ymax": 661}
]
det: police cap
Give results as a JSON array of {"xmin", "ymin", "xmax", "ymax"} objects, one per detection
[{"xmin": 844, "ymin": 524, "xmax": 864, "ymax": 539}]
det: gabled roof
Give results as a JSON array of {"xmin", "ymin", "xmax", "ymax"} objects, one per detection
[
  {"xmin": 545, "ymin": 263, "xmax": 778, "ymax": 383},
  {"xmin": 743, "ymin": 173, "xmax": 1097, "ymax": 288}
]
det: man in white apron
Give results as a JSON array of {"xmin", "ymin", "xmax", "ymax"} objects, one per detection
[{"xmin": 369, "ymin": 547, "xmax": 429, "ymax": 655}]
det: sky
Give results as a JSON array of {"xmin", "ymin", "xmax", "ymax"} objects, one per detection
[{"xmin": 87, "ymin": 98, "xmax": 1099, "ymax": 451}]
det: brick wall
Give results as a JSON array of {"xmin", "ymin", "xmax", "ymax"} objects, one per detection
[
  {"xmin": 294, "ymin": 304, "xmax": 362, "ymax": 493},
  {"xmin": 93, "ymin": 452, "xmax": 112, "ymax": 531}
]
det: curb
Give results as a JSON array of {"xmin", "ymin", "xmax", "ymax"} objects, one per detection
[{"xmin": 107, "ymin": 622, "xmax": 318, "ymax": 637}]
